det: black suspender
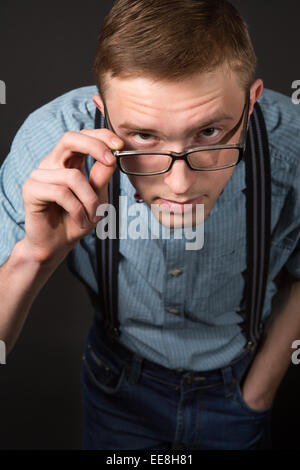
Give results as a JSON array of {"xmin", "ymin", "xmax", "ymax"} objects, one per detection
[
  {"xmin": 243, "ymin": 103, "xmax": 272, "ymax": 350},
  {"xmin": 95, "ymin": 167, "xmax": 121, "ymax": 341},
  {"xmin": 94, "ymin": 102, "xmax": 271, "ymax": 351},
  {"xmin": 94, "ymin": 102, "xmax": 121, "ymax": 341}
]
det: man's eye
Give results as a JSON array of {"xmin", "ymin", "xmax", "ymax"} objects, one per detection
[
  {"xmin": 135, "ymin": 133, "xmax": 154, "ymax": 142},
  {"xmin": 199, "ymin": 128, "xmax": 220, "ymax": 139}
]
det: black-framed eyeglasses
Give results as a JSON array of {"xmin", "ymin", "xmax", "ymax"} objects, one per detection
[{"xmin": 103, "ymin": 94, "xmax": 250, "ymax": 176}]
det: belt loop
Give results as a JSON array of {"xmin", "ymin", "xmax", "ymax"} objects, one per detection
[
  {"xmin": 221, "ymin": 365, "xmax": 234, "ymax": 396},
  {"xmin": 127, "ymin": 354, "xmax": 143, "ymax": 385}
]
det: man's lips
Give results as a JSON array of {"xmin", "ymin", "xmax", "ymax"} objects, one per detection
[{"xmin": 156, "ymin": 195, "xmax": 205, "ymax": 213}]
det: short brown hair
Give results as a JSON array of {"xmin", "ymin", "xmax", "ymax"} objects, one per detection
[{"xmin": 93, "ymin": 0, "xmax": 257, "ymax": 96}]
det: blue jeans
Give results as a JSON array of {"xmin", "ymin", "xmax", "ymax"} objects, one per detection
[{"xmin": 81, "ymin": 321, "xmax": 273, "ymax": 450}]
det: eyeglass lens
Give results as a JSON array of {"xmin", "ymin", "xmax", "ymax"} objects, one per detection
[{"xmin": 119, "ymin": 148, "xmax": 240, "ymax": 174}]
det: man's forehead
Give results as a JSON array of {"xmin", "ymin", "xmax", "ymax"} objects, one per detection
[
  {"xmin": 102, "ymin": 70, "xmax": 244, "ymax": 134},
  {"xmin": 103, "ymin": 67, "xmax": 243, "ymax": 107}
]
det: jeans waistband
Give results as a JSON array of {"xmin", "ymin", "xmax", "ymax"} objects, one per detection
[{"xmin": 89, "ymin": 318, "xmax": 257, "ymax": 388}]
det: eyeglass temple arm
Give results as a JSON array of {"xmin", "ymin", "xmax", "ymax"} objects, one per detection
[
  {"xmin": 103, "ymin": 102, "xmax": 116, "ymax": 134},
  {"xmin": 240, "ymin": 94, "xmax": 251, "ymax": 149}
]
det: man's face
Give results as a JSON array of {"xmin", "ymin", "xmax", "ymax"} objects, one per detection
[{"xmin": 94, "ymin": 68, "xmax": 260, "ymax": 228}]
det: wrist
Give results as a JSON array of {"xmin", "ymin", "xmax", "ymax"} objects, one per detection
[
  {"xmin": 13, "ymin": 238, "xmax": 67, "ymax": 271},
  {"xmin": 241, "ymin": 359, "xmax": 279, "ymax": 406},
  {"xmin": 241, "ymin": 378, "xmax": 276, "ymax": 410}
]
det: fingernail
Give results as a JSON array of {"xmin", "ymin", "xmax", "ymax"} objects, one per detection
[
  {"xmin": 93, "ymin": 215, "xmax": 102, "ymax": 223},
  {"xmin": 111, "ymin": 137, "xmax": 122, "ymax": 148},
  {"xmin": 105, "ymin": 151, "xmax": 115, "ymax": 164}
]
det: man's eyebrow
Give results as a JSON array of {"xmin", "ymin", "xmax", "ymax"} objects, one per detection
[{"xmin": 119, "ymin": 114, "xmax": 235, "ymax": 134}]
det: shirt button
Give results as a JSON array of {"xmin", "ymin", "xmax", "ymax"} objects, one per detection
[
  {"xmin": 167, "ymin": 307, "xmax": 180, "ymax": 315},
  {"xmin": 170, "ymin": 269, "xmax": 182, "ymax": 277}
]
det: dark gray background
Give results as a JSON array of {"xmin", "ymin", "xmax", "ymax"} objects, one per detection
[{"xmin": 0, "ymin": 0, "xmax": 299, "ymax": 449}]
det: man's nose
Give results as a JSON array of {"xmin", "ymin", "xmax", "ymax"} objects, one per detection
[{"xmin": 163, "ymin": 158, "xmax": 198, "ymax": 195}]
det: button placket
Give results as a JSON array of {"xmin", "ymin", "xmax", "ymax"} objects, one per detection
[{"xmin": 163, "ymin": 239, "xmax": 186, "ymax": 320}]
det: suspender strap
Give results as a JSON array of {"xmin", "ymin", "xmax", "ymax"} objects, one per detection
[
  {"xmin": 94, "ymin": 102, "xmax": 271, "ymax": 349},
  {"xmin": 94, "ymin": 107, "xmax": 121, "ymax": 341},
  {"xmin": 243, "ymin": 101, "xmax": 271, "ymax": 351}
]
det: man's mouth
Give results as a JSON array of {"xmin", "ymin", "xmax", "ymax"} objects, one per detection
[{"xmin": 156, "ymin": 195, "xmax": 205, "ymax": 214}]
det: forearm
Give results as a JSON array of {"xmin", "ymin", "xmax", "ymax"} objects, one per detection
[
  {"xmin": 0, "ymin": 238, "xmax": 65, "ymax": 354},
  {"xmin": 242, "ymin": 277, "xmax": 300, "ymax": 406}
]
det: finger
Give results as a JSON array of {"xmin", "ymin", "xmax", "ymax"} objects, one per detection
[
  {"xmin": 40, "ymin": 129, "xmax": 124, "ymax": 170},
  {"xmin": 88, "ymin": 160, "xmax": 116, "ymax": 201},
  {"xmin": 79, "ymin": 128, "xmax": 123, "ymax": 150},
  {"xmin": 22, "ymin": 179, "xmax": 94, "ymax": 230},
  {"xmin": 29, "ymin": 168, "xmax": 102, "ymax": 223}
]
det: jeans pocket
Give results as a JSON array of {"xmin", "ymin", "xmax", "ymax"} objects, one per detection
[
  {"xmin": 82, "ymin": 342, "xmax": 128, "ymax": 395},
  {"xmin": 233, "ymin": 372, "xmax": 274, "ymax": 417}
]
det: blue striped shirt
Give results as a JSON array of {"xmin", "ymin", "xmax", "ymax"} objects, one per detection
[{"xmin": 1, "ymin": 85, "xmax": 300, "ymax": 371}]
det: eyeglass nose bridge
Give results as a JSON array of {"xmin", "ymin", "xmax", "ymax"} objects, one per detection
[
  {"xmin": 166, "ymin": 151, "xmax": 199, "ymax": 172},
  {"xmin": 163, "ymin": 151, "xmax": 197, "ymax": 173},
  {"xmin": 168, "ymin": 150, "xmax": 190, "ymax": 159}
]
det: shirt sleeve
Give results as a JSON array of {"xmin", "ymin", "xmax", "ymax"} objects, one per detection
[
  {"xmin": 0, "ymin": 116, "xmax": 53, "ymax": 266},
  {"xmin": 285, "ymin": 243, "xmax": 300, "ymax": 279},
  {"xmin": 0, "ymin": 86, "xmax": 97, "ymax": 267},
  {"xmin": 283, "ymin": 161, "xmax": 300, "ymax": 279},
  {"xmin": 0, "ymin": 121, "xmax": 29, "ymax": 266}
]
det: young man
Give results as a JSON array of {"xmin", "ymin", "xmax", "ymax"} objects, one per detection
[{"xmin": 0, "ymin": 0, "xmax": 299, "ymax": 450}]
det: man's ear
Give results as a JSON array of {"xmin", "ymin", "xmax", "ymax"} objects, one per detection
[
  {"xmin": 249, "ymin": 79, "xmax": 264, "ymax": 115},
  {"xmin": 92, "ymin": 94, "xmax": 105, "ymax": 115}
]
